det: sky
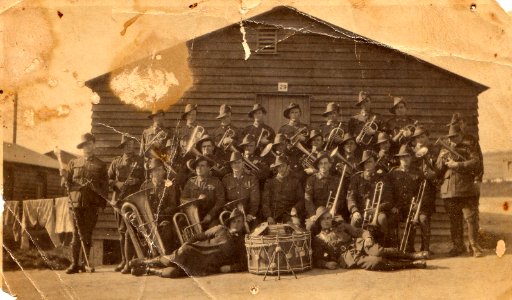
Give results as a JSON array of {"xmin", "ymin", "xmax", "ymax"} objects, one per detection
[{"xmin": 2, "ymin": 0, "xmax": 512, "ymax": 155}]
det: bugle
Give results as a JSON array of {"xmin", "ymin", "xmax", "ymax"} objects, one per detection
[
  {"xmin": 362, "ymin": 181, "xmax": 384, "ymax": 229},
  {"xmin": 399, "ymin": 180, "xmax": 426, "ymax": 253},
  {"xmin": 355, "ymin": 115, "xmax": 378, "ymax": 146}
]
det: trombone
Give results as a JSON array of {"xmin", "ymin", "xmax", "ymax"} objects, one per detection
[
  {"xmin": 362, "ymin": 181, "xmax": 384, "ymax": 229},
  {"xmin": 326, "ymin": 163, "xmax": 347, "ymax": 217},
  {"xmin": 256, "ymin": 128, "xmax": 270, "ymax": 148},
  {"xmin": 217, "ymin": 128, "xmax": 236, "ymax": 151},
  {"xmin": 324, "ymin": 123, "xmax": 345, "ymax": 151},
  {"xmin": 399, "ymin": 180, "xmax": 427, "ymax": 253},
  {"xmin": 330, "ymin": 147, "xmax": 357, "ymax": 172},
  {"xmin": 355, "ymin": 115, "xmax": 378, "ymax": 145}
]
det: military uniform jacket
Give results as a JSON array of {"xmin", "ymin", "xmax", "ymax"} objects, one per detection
[
  {"xmin": 436, "ymin": 142, "xmax": 480, "ymax": 199},
  {"xmin": 242, "ymin": 123, "xmax": 276, "ymax": 149},
  {"xmin": 278, "ymin": 121, "xmax": 310, "ymax": 139},
  {"xmin": 140, "ymin": 179, "xmax": 178, "ymax": 222},
  {"xmin": 108, "ymin": 154, "xmax": 144, "ymax": 200},
  {"xmin": 312, "ymin": 222, "xmax": 369, "ymax": 269},
  {"xmin": 65, "ymin": 156, "xmax": 108, "ymax": 208},
  {"xmin": 139, "ymin": 125, "xmax": 170, "ymax": 157},
  {"xmin": 305, "ymin": 173, "xmax": 340, "ymax": 216},
  {"xmin": 347, "ymin": 111, "xmax": 383, "ymax": 138},
  {"xmin": 222, "ymin": 172, "xmax": 260, "ymax": 216},
  {"xmin": 181, "ymin": 176, "xmax": 225, "ymax": 219},
  {"xmin": 388, "ymin": 167, "xmax": 422, "ymax": 213},
  {"xmin": 462, "ymin": 133, "xmax": 484, "ymax": 182},
  {"xmin": 346, "ymin": 171, "xmax": 392, "ymax": 215},
  {"xmin": 262, "ymin": 174, "xmax": 304, "ymax": 220},
  {"xmin": 376, "ymin": 150, "xmax": 398, "ymax": 173}
]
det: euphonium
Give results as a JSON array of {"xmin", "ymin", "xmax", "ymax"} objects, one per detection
[
  {"xmin": 184, "ymin": 126, "xmax": 205, "ymax": 155},
  {"xmin": 362, "ymin": 181, "xmax": 384, "ymax": 229},
  {"xmin": 121, "ymin": 189, "xmax": 166, "ymax": 258},
  {"xmin": 173, "ymin": 199, "xmax": 203, "ymax": 245},
  {"xmin": 399, "ymin": 180, "xmax": 426, "ymax": 253},
  {"xmin": 355, "ymin": 115, "xmax": 378, "ymax": 145},
  {"xmin": 217, "ymin": 128, "xmax": 236, "ymax": 150},
  {"xmin": 293, "ymin": 141, "xmax": 317, "ymax": 170}
]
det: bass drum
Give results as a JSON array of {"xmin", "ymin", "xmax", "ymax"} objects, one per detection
[{"xmin": 245, "ymin": 223, "xmax": 312, "ymax": 275}]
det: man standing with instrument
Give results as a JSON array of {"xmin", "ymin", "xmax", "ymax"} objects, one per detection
[
  {"xmin": 61, "ymin": 133, "xmax": 108, "ymax": 274},
  {"xmin": 182, "ymin": 156, "xmax": 226, "ymax": 228},
  {"xmin": 385, "ymin": 97, "xmax": 416, "ymax": 153},
  {"xmin": 278, "ymin": 102, "xmax": 310, "ymax": 143},
  {"xmin": 212, "ymin": 104, "xmax": 239, "ymax": 156},
  {"xmin": 411, "ymin": 125, "xmax": 440, "ymax": 254},
  {"xmin": 346, "ymin": 150, "xmax": 393, "ymax": 245},
  {"xmin": 139, "ymin": 109, "xmax": 169, "ymax": 161},
  {"xmin": 175, "ymin": 103, "xmax": 206, "ymax": 140},
  {"xmin": 195, "ymin": 134, "xmax": 230, "ymax": 180},
  {"xmin": 318, "ymin": 102, "xmax": 346, "ymax": 151},
  {"xmin": 304, "ymin": 152, "xmax": 339, "ymax": 217},
  {"xmin": 348, "ymin": 91, "xmax": 382, "ymax": 148},
  {"xmin": 242, "ymin": 103, "xmax": 275, "ymax": 153},
  {"xmin": 108, "ymin": 134, "xmax": 144, "ymax": 273},
  {"xmin": 222, "ymin": 152, "xmax": 260, "ymax": 227},
  {"xmin": 375, "ymin": 132, "xmax": 397, "ymax": 173},
  {"xmin": 239, "ymin": 134, "xmax": 271, "ymax": 185},
  {"xmin": 436, "ymin": 124, "xmax": 483, "ymax": 257},
  {"xmin": 388, "ymin": 145, "xmax": 422, "ymax": 250},
  {"xmin": 262, "ymin": 155, "xmax": 305, "ymax": 225},
  {"xmin": 309, "ymin": 207, "xmax": 428, "ymax": 271}
]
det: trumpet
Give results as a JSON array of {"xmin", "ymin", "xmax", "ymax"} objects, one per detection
[
  {"xmin": 355, "ymin": 115, "xmax": 378, "ymax": 145},
  {"xmin": 324, "ymin": 123, "xmax": 345, "ymax": 151},
  {"xmin": 173, "ymin": 199, "xmax": 203, "ymax": 245},
  {"xmin": 217, "ymin": 128, "xmax": 236, "ymax": 150},
  {"xmin": 362, "ymin": 181, "xmax": 383, "ymax": 229},
  {"xmin": 399, "ymin": 180, "xmax": 426, "ymax": 253},
  {"xmin": 184, "ymin": 126, "xmax": 205, "ymax": 155},
  {"xmin": 256, "ymin": 128, "xmax": 270, "ymax": 148},
  {"xmin": 289, "ymin": 127, "xmax": 309, "ymax": 146},
  {"xmin": 435, "ymin": 137, "xmax": 465, "ymax": 161}
]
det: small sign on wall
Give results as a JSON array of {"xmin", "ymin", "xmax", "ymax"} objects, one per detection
[{"xmin": 277, "ymin": 82, "xmax": 288, "ymax": 92}]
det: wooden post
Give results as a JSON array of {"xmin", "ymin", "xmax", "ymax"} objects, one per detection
[{"xmin": 13, "ymin": 92, "xmax": 18, "ymax": 144}]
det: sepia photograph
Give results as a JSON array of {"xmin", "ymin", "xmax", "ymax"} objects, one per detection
[{"xmin": 1, "ymin": 1, "xmax": 512, "ymax": 299}]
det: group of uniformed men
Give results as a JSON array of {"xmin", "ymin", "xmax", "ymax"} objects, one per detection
[{"xmin": 61, "ymin": 91, "xmax": 484, "ymax": 277}]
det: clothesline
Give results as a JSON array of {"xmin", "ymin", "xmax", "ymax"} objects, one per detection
[{"xmin": 3, "ymin": 197, "xmax": 74, "ymax": 249}]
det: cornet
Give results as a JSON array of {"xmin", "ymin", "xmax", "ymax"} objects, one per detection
[
  {"xmin": 184, "ymin": 126, "xmax": 205, "ymax": 155},
  {"xmin": 324, "ymin": 123, "xmax": 345, "ymax": 151},
  {"xmin": 356, "ymin": 115, "xmax": 378, "ymax": 145},
  {"xmin": 217, "ymin": 128, "xmax": 236, "ymax": 150},
  {"xmin": 256, "ymin": 128, "xmax": 270, "ymax": 148}
]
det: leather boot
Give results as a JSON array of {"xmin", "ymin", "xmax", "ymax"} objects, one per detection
[
  {"xmin": 147, "ymin": 268, "xmax": 163, "ymax": 277},
  {"xmin": 66, "ymin": 243, "xmax": 81, "ymax": 274},
  {"xmin": 470, "ymin": 243, "xmax": 484, "ymax": 258},
  {"xmin": 131, "ymin": 265, "xmax": 148, "ymax": 276},
  {"xmin": 382, "ymin": 248, "xmax": 430, "ymax": 260},
  {"xmin": 114, "ymin": 237, "xmax": 126, "ymax": 272},
  {"xmin": 384, "ymin": 259, "xmax": 427, "ymax": 270}
]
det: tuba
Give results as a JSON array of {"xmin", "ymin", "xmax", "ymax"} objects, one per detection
[
  {"xmin": 355, "ymin": 115, "xmax": 378, "ymax": 146},
  {"xmin": 121, "ymin": 189, "xmax": 166, "ymax": 258},
  {"xmin": 292, "ymin": 141, "xmax": 317, "ymax": 170},
  {"xmin": 399, "ymin": 180, "xmax": 426, "ymax": 253},
  {"xmin": 173, "ymin": 199, "xmax": 203, "ymax": 245},
  {"xmin": 362, "ymin": 181, "xmax": 384, "ymax": 229}
]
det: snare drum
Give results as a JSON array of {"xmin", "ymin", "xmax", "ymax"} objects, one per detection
[{"xmin": 245, "ymin": 223, "xmax": 312, "ymax": 275}]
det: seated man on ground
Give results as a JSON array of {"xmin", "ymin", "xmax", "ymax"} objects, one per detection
[{"xmin": 129, "ymin": 208, "xmax": 247, "ymax": 278}]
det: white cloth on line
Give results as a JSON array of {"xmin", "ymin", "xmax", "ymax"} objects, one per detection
[
  {"xmin": 20, "ymin": 199, "xmax": 60, "ymax": 249},
  {"xmin": 54, "ymin": 197, "xmax": 74, "ymax": 234}
]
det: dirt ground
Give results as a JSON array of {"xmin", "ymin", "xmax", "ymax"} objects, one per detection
[{"xmin": 2, "ymin": 197, "xmax": 511, "ymax": 300}]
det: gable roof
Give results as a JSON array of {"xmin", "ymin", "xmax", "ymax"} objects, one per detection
[
  {"xmin": 4, "ymin": 142, "xmax": 60, "ymax": 169},
  {"xmin": 86, "ymin": 5, "xmax": 488, "ymax": 94}
]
